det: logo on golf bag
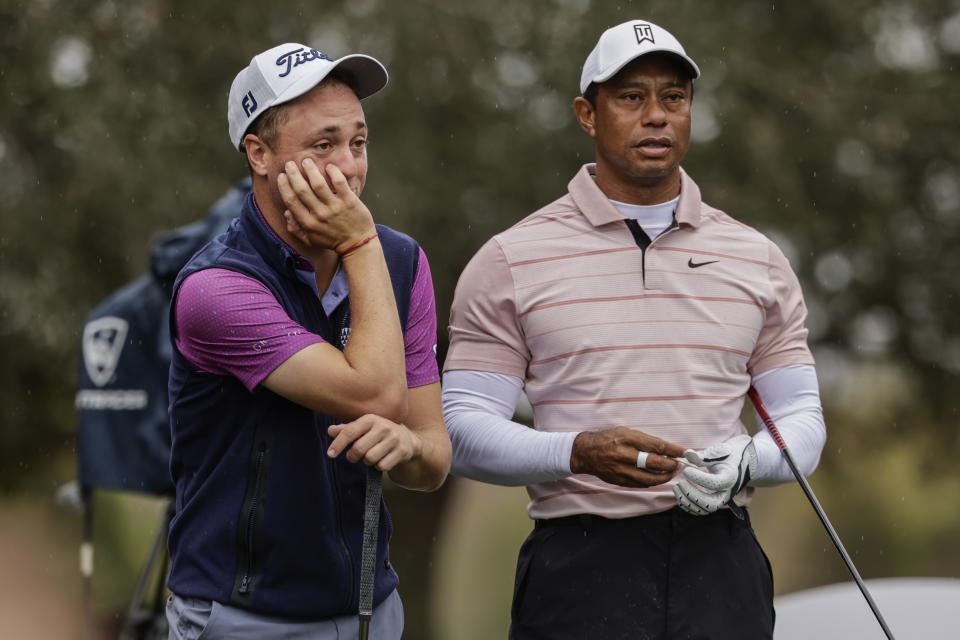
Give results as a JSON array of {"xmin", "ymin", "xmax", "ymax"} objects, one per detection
[
  {"xmin": 634, "ymin": 24, "xmax": 655, "ymax": 45},
  {"xmin": 82, "ymin": 316, "xmax": 129, "ymax": 387}
]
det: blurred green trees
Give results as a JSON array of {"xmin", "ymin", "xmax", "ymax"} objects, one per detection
[{"xmin": 2, "ymin": 0, "xmax": 959, "ymax": 637}]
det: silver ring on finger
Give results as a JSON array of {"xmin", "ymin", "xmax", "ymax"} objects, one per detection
[{"xmin": 636, "ymin": 451, "xmax": 649, "ymax": 470}]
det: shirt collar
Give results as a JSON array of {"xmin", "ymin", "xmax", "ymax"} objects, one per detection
[
  {"xmin": 251, "ymin": 195, "xmax": 349, "ymax": 316},
  {"xmin": 250, "ymin": 195, "xmax": 315, "ymax": 272},
  {"xmin": 568, "ymin": 163, "xmax": 703, "ymax": 229}
]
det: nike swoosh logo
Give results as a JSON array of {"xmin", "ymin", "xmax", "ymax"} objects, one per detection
[{"xmin": 688, "ymin": 258, "xmax": 718, "ymax": 268}]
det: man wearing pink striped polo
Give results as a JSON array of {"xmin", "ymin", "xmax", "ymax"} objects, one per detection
[{"xmin": 443, "ymin": 19, "xmax": 826, "ymax": 639}]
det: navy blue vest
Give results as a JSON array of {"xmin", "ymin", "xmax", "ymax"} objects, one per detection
[{"xmin": 166, "ymin": 193, "xmax": 419, "ymax": 619}]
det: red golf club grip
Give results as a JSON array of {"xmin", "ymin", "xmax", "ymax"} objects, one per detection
[{"xmin": 747, "ymin": 386, "xmax": 787, "ymax": 450}]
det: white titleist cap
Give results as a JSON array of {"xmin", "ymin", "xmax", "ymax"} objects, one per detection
[
  {"xmin": 580, "ymin": 20, "xmax": 700, "ymax": 94},
  {"xmin": 228, "ymin": 42, "xmax": 388, "ymax": 150}
]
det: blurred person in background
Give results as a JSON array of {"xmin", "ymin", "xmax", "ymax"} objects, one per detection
[
  {"xmin": 443, "ymin": 19, "xmax": 826, "ymax": 639},
  {"xmin": 165, "ymin": 42, "xmax": 450, "ymax": 639}
]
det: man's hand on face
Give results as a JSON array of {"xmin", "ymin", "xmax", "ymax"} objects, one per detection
[
  {"xmin": 326, "ymin": 414, "xmax": 423, "ymax": 472},
  {"xmin": 570, "ymin": 426, "xmax": 687, "ymax": 488},
  {"xmin": 277, "ymin": 158, "xmax": 376, "ymax": 254}
]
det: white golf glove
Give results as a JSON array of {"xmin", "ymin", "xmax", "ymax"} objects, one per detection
[{"xmin": 673, "ymin": 434, "xmax": 758, "ymax": 516}]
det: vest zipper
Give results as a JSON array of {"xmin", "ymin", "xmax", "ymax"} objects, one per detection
[
  {"xmin": 328, "ymin": 458, "xmax": 356, "ymax": 609},
  {"xmin": 238, "ymin": 442, "xmax": 267, "ymax": 595}
]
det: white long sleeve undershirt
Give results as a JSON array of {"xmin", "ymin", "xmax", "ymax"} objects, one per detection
[
  {"xmin": 749, "ymin": 364, "xmax": 826, "ymax": 485},
  {"xmin": 441, "ymin": 364, "xmax": 826, "ymax": 487},
  {"xmin": 441, "ymin": 371, "xmax": 578, "ymax": 486}
]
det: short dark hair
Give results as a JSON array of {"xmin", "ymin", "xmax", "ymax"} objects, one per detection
[
  {"xmin": 246, "ymin": 102, "xmax": 291, "ymax": 152},
  {"xmin": 583, "ymin": 82, "xmax": 599, "ymax": 107}
]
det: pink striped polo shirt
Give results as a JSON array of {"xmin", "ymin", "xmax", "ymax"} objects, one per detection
[{"xmin": 444, "ymin": 164, "xmax": 814, "ymax": 519}]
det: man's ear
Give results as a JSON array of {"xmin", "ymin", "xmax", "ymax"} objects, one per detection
[
  {"xmin": 573, "ymin": 97, "xmax": 596, "ymax": 138},
  {"xmin": 243, "ymin": 134, "xmax": 270, "ymax": 177}
]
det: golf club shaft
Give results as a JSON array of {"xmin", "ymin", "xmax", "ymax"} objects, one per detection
[{"xmin": 747, "ymin": 387, "xmax": 895, "ymax": 640}]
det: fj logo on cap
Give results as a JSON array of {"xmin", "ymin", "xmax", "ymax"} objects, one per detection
[
  {"xmin": 275, "ymin": 47, "xmax": 332, "ymax": 78},
  {"xmin": 241, "ymin": 91, "xmax": 258, "ymax": 117},
  {"xmin": 634, "ymin": 24, "xmax": 655, "ymax": 45}
]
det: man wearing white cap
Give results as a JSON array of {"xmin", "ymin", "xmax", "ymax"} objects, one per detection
[
  {"xmin": 443, "ymin": 20, "xmax": 826, "ymax": 638},
  {"xmin": 165, "ymin": 43, "xmax": 451, "ymax": 639}
]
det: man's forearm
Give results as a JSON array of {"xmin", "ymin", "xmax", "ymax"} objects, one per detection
[
  {"xmin": 442, "ymin": 370, "xmax": 576, "ymax": 486},
  {"xmin": 387, "ymin": 426, "xmax": 452, "ymax": 491},
  {"xmin": 448, "ymin": 408, "xmax": 577, "ymax": 485},
  {"xmin": 339, "ymin": 237, "xmax": 407, "ymax": 420},
  {"xmin": 384, "ymin": 382, "xmax": 451, "ymax": 491}
]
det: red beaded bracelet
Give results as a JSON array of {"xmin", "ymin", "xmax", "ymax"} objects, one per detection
[{"xmin": 340, "ymin": 232, "xmax": 379, "ymax": 257}]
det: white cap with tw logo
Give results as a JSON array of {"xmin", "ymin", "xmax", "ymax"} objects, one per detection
[
  {"xmin": 579, "ymin": 20, "xmax": 700, "ymax": 95},
  {"xmin": 227, "ymin": 42, "xmax": 388, "ymax": 151}
]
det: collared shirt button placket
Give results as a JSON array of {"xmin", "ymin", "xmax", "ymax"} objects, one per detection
[{"xmin": 643, "ymin": 232, "xmax": 672, "ymax": 292}]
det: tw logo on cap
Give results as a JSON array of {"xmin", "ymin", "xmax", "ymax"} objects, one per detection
[
  {"xmin": 275, "ymin": 46, "xmax": 332, "ymax": 78},
  {"xmin": 634, "ymin": 24, "xmax": 655, "ymax": 45}
]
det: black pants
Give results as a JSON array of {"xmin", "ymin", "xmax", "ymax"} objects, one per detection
[{"xmin": 509, "ymin": 508, "xmax": 774, "ymax": 640}]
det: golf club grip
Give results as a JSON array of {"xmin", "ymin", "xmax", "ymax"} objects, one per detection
[
  {"xmin": 359, "ymin": 468, "xmax": 383, "ymax": 636},
  {"xmin": 746, "ymin": 387, "xmax": 896, "ymax": 640},
  {"xmin": 747, "ymin": 387, "xmax": 787, "ymax": 450}
]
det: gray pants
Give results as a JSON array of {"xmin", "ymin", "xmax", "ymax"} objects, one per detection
[{"xmin": 166, "ymin": 590, "xmax": 403, "ymax": 640}]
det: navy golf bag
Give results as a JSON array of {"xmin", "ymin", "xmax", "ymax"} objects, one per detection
[{"xmin": 71, "ymin": 180, "xmax": 250, "ymax": 639}]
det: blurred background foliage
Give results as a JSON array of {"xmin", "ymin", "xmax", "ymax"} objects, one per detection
[{"xmin": 1, "ymin": 0, "xmax": 959, "ymax": 637}]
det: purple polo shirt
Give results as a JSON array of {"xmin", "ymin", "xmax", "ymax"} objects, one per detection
[{"xmin": 174, "ymin": 209, "xmax": 439, "ymax": 392}]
